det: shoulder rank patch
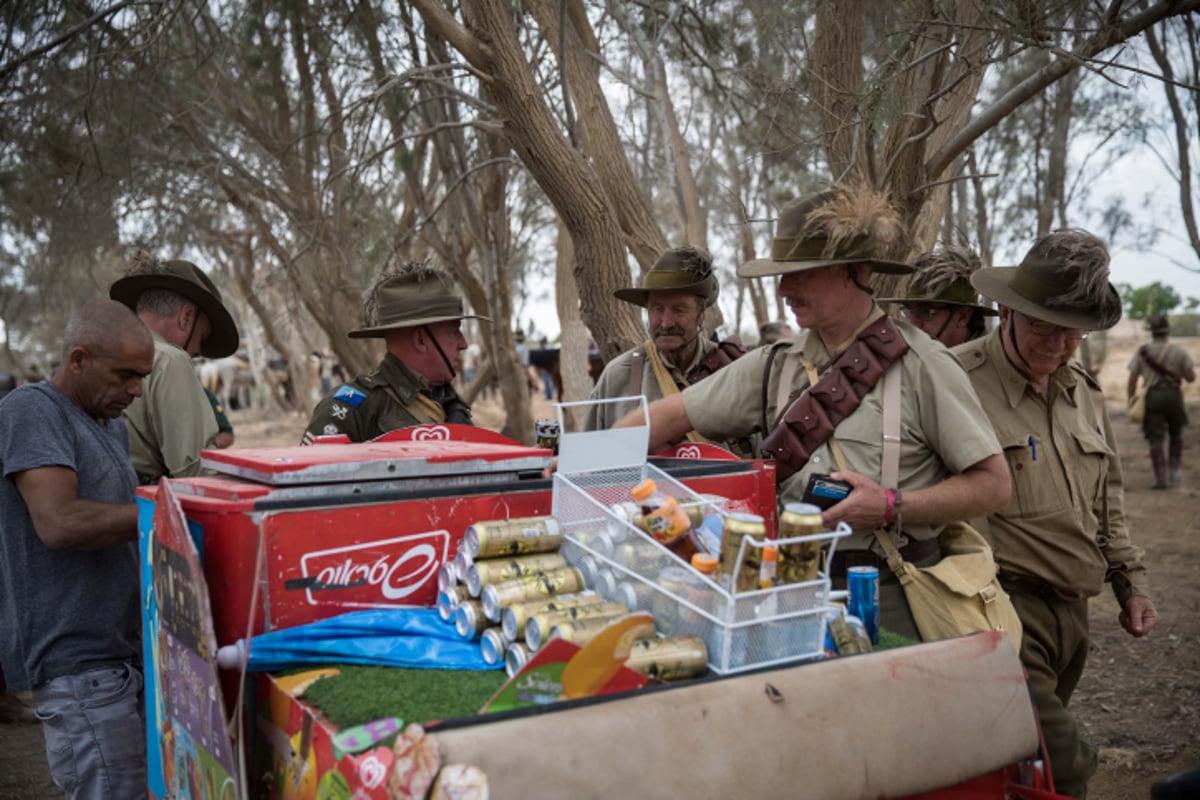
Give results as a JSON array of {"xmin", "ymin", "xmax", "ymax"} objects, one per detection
[{"xmin": 332, "ymin": 385, "xmax": 367, "ymax": 407}]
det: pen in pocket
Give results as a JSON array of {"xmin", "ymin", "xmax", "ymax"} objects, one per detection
[{"xmin": 1028, "ymin": 435, "xmax": 1037, "ymax": 461}]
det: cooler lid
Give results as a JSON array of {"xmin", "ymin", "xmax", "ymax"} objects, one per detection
[{"xmin": 201, "ymin": 439, "xmax": 553, "ymax": 487}]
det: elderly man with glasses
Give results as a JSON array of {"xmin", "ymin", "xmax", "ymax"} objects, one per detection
[
  {"xmin": 882, "ymin": 243, "xmax": 996, "ymax": 347},
  {"xmin": 953, "ymin": 229, "xmax": 1158, "ymax": 799}
]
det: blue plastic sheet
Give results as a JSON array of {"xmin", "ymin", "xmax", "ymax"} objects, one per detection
[{"xmin": 218, "ymin": 608, "xmax": 499, "ymax": 672}]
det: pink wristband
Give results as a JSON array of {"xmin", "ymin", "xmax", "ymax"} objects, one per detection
[{"xmin": 884, "ymin": 489, "xmax": 896, "ymax": 526}]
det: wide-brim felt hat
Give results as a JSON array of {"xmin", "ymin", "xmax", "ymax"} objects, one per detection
[
  {"xmin": 349, "ymin": 270, "xmax": 489, "ymax": 338},
  {"xmin": 878, "ymin": 279, "xmax": 998, "ymax": 316},
  {"xmin": 738, "ymin": 190, "xmax": 914, "ymax": 279},
  {"xmin": 972, "ymin": 240, "xmax": 1122, "ymax": 331},
  {"xmin": 614, "ymin": 249, "xmax": 720, "ymax": 308},
  {"xmin": 1145, "ymin": 313, "xmax": 1170, "ymax": 333},
  {"xmin": 110, "ymin": 259, "xmax": 240, "ymax": 358}
]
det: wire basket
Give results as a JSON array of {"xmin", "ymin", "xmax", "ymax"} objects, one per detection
[{"xmin": 552, "ymin": 463, "xmax": 849, "ymax": 674}]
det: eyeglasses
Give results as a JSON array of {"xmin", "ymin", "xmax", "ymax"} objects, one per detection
[
  {"xmin": 1019, "ymin": 312, "xmax": 1088, "ymax": 341},
  {"xmin": 898, "ymin": 304, "xmax": 950, "ymax": 322}
]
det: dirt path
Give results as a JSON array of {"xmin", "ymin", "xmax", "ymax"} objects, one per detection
[{"xmin": 2, "ymin": 344, "xmax": 1195, "ymax": 797}]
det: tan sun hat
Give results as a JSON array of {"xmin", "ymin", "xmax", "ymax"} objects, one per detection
[
  {"xmin": 614, "ymin": 246, "xmax": 719, "ymax": 308},
  {"xmin": 349, "ymin": 263, "xmax": 489, "ymax": 338},
  {"xmin": 972, "ymin": 230, "xmax": 1123, "ymax": 331},
  {"xmin": 738, "ymin": 185, "xmax": 913, "ymax": 278},
  {"xmin": 110, "ymin": 258, "xmax": 240, "ymax": 358}
]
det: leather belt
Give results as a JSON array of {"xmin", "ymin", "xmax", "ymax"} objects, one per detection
[
  {"xmin": 829, "ymin": 535, "xmax": 939, "ymax": 577},
  {"xmin": 998, "ymin": 572, "xmax": 1057, "ymax": 596}
]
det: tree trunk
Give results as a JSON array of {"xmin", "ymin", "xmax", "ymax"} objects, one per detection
[{"xmin": 555, "ymin": 222, "xmax": 592, "ymax": 432}]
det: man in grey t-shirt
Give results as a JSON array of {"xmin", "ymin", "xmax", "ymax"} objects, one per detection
[{"xmin": 0, "ymin": 299, "xmax": 154, "ymax": 799}]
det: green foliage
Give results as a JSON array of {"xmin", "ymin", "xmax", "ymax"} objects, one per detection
[{"xmin": 1118, "ymin": 281, "xmax": 1181, "ymax": 319}]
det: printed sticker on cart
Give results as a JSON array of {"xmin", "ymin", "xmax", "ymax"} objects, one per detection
[{"xmin": 292, "ymin": 531, "xmax": 450, "ymax": 607}]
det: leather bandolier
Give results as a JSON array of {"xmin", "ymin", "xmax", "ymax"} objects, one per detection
[{"xmin": 760, "ymin": 317, "xmax": 909, "ymax": 483}]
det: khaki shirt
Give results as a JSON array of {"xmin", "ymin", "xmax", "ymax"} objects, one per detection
[
  {"xmin": 1128, "ymin": 340, "xmax": 1193, "ymax": 388},
  {"xmin": 302, "ymin": 353, "xmax": 470, "ymax": 444},
  {"xmin": 122, "ymin": 332, "xmax": 218, "ymax": 483},
  {"xmin": 683, "ymin": 311, "xmax": 1001, "ymax": 551},
  {"xmin": 955, "ymin": 330, "xmax": 1148, "ymax": 604},
  {"xmin": 585, "ymin": 337, "xmax": 716, "ymax": 431}
]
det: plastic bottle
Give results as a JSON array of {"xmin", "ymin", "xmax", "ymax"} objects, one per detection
[
  {"xmin": 630, "ymin": 478, "xmax": 699, "ymax": 562},
  {"xmin": 759, "ymin": 545, "xmax": 779, "ymax": 589}
]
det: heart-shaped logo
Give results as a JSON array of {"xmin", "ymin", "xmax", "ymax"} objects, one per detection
[
  {"xmin": 411, "ymin": 425, "xmax": 451, "ymax": 441},
  {"xmin": 357, "ymin": 747, "xmax": 393, "ymax": 789},
  {"xmin": 675, "ymin": 445, "xmax": 702, "ymax": 459}
]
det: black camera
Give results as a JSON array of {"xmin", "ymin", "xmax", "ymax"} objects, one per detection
[{"xmin": 801, "ymin": 473, "xmax": 853, "ymax": 510}]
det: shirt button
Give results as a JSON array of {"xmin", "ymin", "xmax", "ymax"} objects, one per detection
[{"xmin": 1015, "ymin": 463, "xmax": 1024, "ymax": 471}]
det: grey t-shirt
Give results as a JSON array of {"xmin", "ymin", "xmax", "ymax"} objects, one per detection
[{"xmin": 0, "ymin": 382, "xmax": 141, "ymax": 691}]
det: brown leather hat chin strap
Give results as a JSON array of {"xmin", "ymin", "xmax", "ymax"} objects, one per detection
[{"xmin": 423, "ymin": 325, "xmax": 457, "ymax": 382}]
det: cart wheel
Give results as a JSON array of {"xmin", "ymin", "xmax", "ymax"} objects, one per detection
[{"xmin": 1152, "ymin": 767, "xmax": 1200, "ymax": 800}]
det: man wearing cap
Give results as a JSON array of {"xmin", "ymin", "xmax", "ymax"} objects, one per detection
[
  {"xmin": 110, "ymin": 253, "xmax": 241, "ymax": 484},
  {"xmin": 302, "ymin": 261, "xmax": 486, "ymax": 444},
  {"xmin": 880, "ymin": 243, "xmax": 996, "ymax": 347},
  {"xmin": 615, "ymin": 185, "xmax": 1010, "ymax": 639},
  {"xmin": 956, "ymin": 229, "xmax": 1158, "ymax": 799},
  {"xmin": 1127, "ymin": 313, "xmax": 1195, "ymax": 489},
  {"xmin": 586, "ymin": 246, "xmax": 752, "ymax": 455}
]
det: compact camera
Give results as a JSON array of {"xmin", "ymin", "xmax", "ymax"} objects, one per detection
[{"xmin": 801, "ymin": 473, "xmax": 853, "ymax": 510}]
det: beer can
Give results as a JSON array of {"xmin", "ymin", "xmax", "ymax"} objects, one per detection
[
  {"xmin": 591, "ymin": 568, "xmax": 618, "ymax": 600},
  {"xmin": 526, "ymin": 601, "xmax": 629, "ymax": 651},
  {"xmin": 549, "ymin": 613, "xmax": 652, "ymax": 647},
  {"xmin": 464, "ymin": 516, "xmax": 563, "ymax": 559},
  {"xmin": 501, "ymin": 590, "xmax": 605, "ymax": 642},
  {"xmin": 466, "ymin": 552, "xmax": 568, "ymax": 598},
  {"xmin": 611, "ymin": 539, "xmax": 667, "ymax": 574},
  {"xmin": 504, "ymin": 642, "xmax": 529, "ymax": 677},
  {"xmin": 481, "ymin": 566, "xmax": 585, "ymax": 622},
  {"xmin": 572, "ymin": 528, "xmax": 614, "ymax": 558},
  {"xmin": 623, "ymin": 635, "xmax": 709, "ymax": 681},
  {"xmin": 453, "ymin": 549, "xmax": 474, "ymax": 581},
  {"xmin": 480, "ymin": 627, "xmax": 507, "ymax": 665},
  {"xmin": 828, "ymin": 610, "xmax": 872, "ymax": 656},
  {"xmin": 847, "ymin": 566, "xmax": 880, "ymax": 645},
  {"xmin": 437, "ymin": 561, "xmax": 460, "ymax": 593},
  {"xmin": 777, "ymin": 502, "xmax": 825, "ymax": 584},
  {"xmin": 614, "ymin": 580, "xmax": 654, "ymax": 612},
  {"xmin": 606, "ymin": 502, "xmax": 641, "ymax": 541},
  {"xmin": 454, "ymin": 599, "xmax": 489, "ymax": 640},
  {"xmin": 535, "ymin": 418, "xmax": 560, "ymax": 454},
  {"xmin": 720, "ymin": 512, "xmax": 767, "ymax": 593},
  {"xmin": 437, "ymin": 585, "xmax": 470, "ymax": 622}
]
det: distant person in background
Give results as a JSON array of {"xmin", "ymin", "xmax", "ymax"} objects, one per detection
[
  {"xmin": 302, "ymin": 260, "xmax": 488, "ymax": 443},
  {"xmin": 1128, "ymin": 313, "xmax": 1195, "ymax": 489},
  {"xmin": 0, "ymin": 299, "xmax": 153, "ymax": 796},
  {"xmin": 110, "ymin": 252, "xmax": 241, "ymax": 483},
  {"xmin": 881, "ymin": 243, "xmax": 995, "ymax": 348},
  {"xmin": 530, "ymin": 336, "xmax": 560, "ymax": 401},
  {"xmin": 23, "ymin": 363, "xmax": 44, "ymax": 384},
  {"xmin": 203, "ymin": 387, "xmax": 235, "ymax": 448},
  {"xmin": 757, "ymin": 321, "xmax": 792, "ymax": 346}
]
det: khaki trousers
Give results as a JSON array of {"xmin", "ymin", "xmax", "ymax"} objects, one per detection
[{"xmin": 1006, "ymin": 585, "xmax": 1096, "ymax": 799}]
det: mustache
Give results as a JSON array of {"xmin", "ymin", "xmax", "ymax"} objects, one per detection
[{"xmin": 653, "ymin": 326, "xmax": 687, "ymax": 338}]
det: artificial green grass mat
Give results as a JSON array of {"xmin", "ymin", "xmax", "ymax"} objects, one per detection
[
  {"xmin": 877, "ymin": 628, "xmax": 918, "ymax": 650},
  {"xmin": 297, "ymin": 666, "xmax": 509, "ymax": 731}
]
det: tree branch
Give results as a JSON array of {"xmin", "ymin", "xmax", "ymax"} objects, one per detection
[{"xmin": 410, "ymin": 0, "xmax": 493, "ymax": 73}]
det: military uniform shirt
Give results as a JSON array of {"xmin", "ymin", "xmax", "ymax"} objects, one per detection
[
  {"xmin": 585, "ymin": 336, "xmax": 717, "ymax": 431},
  {"xmin": 122, "ymin": 331, "xmax": 218, "ymax": 483},
  {"xmin": 302, "ymin": 352, "xmax": 469, "ymax": 444},
  {"xmin": 683, "ymin": 309, "xmax": 1001, "ymax": 552},
  {"xmin": 1127, "ymin": 340, "xmax": 1193, "ymax": 387},
  {"xmin": 955, "ymin": 329, "xmax": 1148, "ymax": 604}
]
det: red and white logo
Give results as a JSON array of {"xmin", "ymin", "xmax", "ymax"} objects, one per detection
[
  {"xmin": 409, "ymin": 425, "xmax": 451, "ymax": 441},
  {"xmin": 673, "ymin": 444, "xmax": 703, "ymax": 459},
  {"xmin": 297, "ymin": 531, "xmax": 449, "ymax": 607}
]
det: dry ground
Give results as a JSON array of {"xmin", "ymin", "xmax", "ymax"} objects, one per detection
[{"xmin": 1, "ymin": 335, "xmax": 1196, "ymax": 799}]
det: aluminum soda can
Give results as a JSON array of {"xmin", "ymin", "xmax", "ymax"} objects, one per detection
[
  {"xmin": 500, "ymin": 590, "xmax": 605, "ymax": 642},
  {"xmin": 454, "ymin": 549, "xmax": 474, "ymax": 581},
  {"xmin": 623, "ymin": 635, "xmax": 709, "ymax": 680},
  {"xmin": 437, "ymin": 585, "xmax": 470, "ymax": 622},
  {"xmin": 614, "ymin": 580, "xmax": 654, "ymax": 612},
  {"xmin": 549, "ymin": 613, "xmax": 652, "ymax": 647},
  {"xmin": 535, "ymin": 419, "xmax": 560, "ymax": 454},
  {"xmin": 606, "ymin": 502, "xmax": 641, "ymax": 541},
  {"xmin": 571, "ymin": 528, "xmax": 614, "ymax": 558},
  {"xmin": 464, "ymin": 516, "xmax": 563, "ymax": 559},
  {"xmin": 777, "ymin": 502, "xmax": 825, "ymax": 584},
  {"xmin": 828, "ymin": 609, "xmax": 873, "ymax": 656},
  {"xmin": 720, "ymin": 512, "xmax": 767, "ymax": 593},
  {"xmin": 480, "ymin": 628, "xmax": 507, "ymax": 665},
  {"xmin": 466, "ymin": 552, "xmax": 568, "ymax": 598},
  {"xmin": 847, "ymin": 566, "xmax": 880, "ymax": 644},
  {"xmin": 525, "ymin": 601, "xmax": 629, "ymax": 651},
  {"xmin": 481, "ymin": 566, "xmax": 585, "ymax": 622},
  {"xmin": 505, "ymin": 642, "xmax": 529, "ymax": 676},
  {"xmin": 454, "ymin": 599, "xmax": 489, "ymax": 640},
  {"xmin": 437, "ymin": 561, "xmax": 460, "ymax": 593}
]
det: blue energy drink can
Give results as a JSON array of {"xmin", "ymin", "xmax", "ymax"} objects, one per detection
[{"xmin": 847, "ymin": 566, "xmax": 880, "ymax": 644}]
